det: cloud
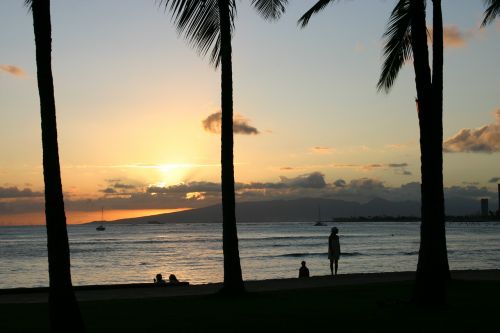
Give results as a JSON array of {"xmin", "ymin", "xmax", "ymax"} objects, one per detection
[
  {"xmin": 361, "ymin": 164, "xmax": 383, "ymax": 171},
  {"xmin": 0, "ymin": 187, "xmax": 43, "ymax": 199},
  {"xmin": 348, "ymin": 178, "xmax": 386, "ymax": 191},
  {"xmin": 4, "ymin": 175, "xmax": 499, "ymax": 216},
  {"xmin": 186, "ymin": 192, "xmax": 206, "ymax": 201},
  {"xmin": 202, "ymin": 112, "xmax": 222, "ymax": 133},
  {"xmin": 0, "ymin": 64, "xmax": 25, "ymax": 77},
  {"xmin": 332, "ymin": 162, "xmax": 411, "ymax": 175},
  {"xmin": 444, "ymin": 109, "xmax": 500, "ymax": 153},
  {"xmin": 332, "ymin": 163, "xmax": 381, "ymax": 171},
  {"xmin": 147, "ymin": 181, "xmax": 220, "ymax": 194},
  {"xmin": 99, "ymin": 179, "xmax": 142, "ymax": 196},
  {"xmin": 279, "ymin": 172, "xmax": 327, "ymax": 189},
  {"xmin": 463, "ymin": 181, "xmax": 479, "ymax": 186},
  {"xmin": 445, "ymin": 185, "xmax": 493, "ymax": 199},
  {"xmin": 385, "ymin": 144, "xmax": 406, "ymax": 150},
  {"xmin": 388, "ymin": 163, "xmax": 408, "ymax": 168},
  {"xmin": 202, "ymin": 111, "xmax": 259, "ymax": 135},
  {"xmin": 442, "ymin": 26, "xmax": 467, "ymax": 48},
  {"xmin": 428, "ymin": 25, "xmax": 471, "ymax": 49},
  {"xmin": 333, "ymin": 179, "xmax": 346, "ymax": 188},
  {"xmin": 113, "ymin": 183, "xmax": 136, "ymax": 190},
  {"xmin": 489, "ymin": 177, "xmax": 500, "ymax": 184},
  {"xmin": 311, "ymin": 146, "xmax": 333, "ymax": 154},
  {"xmin": 388, "ymin": 163, "xmax": 412, "ymax": 176},
  {"xmin": 280, "ymin": 167, "xmax": 295, "ymax": 171}
]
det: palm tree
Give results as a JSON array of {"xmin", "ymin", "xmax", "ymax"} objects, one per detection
[
  {"xmin": 26, "ymin": 0, "xmax": 85, "ymax": 330},
  {"xmin": 297, "ymin": 0, "xmax": 337, "ymax": 28},
  {"xmin": 299, "ymin": 0, "xmax": 449, "ymax": 304},
  {"xmin": 482, "ymin": 0, "xmax": 500, "ymax": 26},
  {"xmin": 378, "ymin": 0, "xmax": 449, "ymax": 305},
  {"xmin": 160, "ymin": 0, "xmax": 287, "ymax": 294}
]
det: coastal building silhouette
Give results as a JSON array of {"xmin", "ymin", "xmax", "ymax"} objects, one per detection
[{"xmin": 481, "ymin": 198, "xmax": 489, "ymax": 217}]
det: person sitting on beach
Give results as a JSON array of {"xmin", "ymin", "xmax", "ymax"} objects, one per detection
[
  {"xmin": 328, "ymin": 227, "xmax": 341, "ymax": 276},
  {"xmin": 154, "ymin": 273, "xmax": 166, "ymax": 285},
  {"xmin": 169, "ymin": 274, "xmax": 179, "ymax": 284},
  {"xmin": 299, "ymin": 261, "xmax": 310, "ymax": 278}
]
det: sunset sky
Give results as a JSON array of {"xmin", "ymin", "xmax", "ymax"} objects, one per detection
[{"xmin": 1, "ymin": 0, "xmax": 499, "ymax": 225}]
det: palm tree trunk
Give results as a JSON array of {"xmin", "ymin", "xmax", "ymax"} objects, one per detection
[
  {"xmin": 31, "ymin": 0, "xmax": 85, "ymax": 330},
  {"xmin": 217, "ymin": 0, "xmax": 244, "ymax": 294},
  {"xmin": 430, "ymin": 0, "xmax": 450, "ymax": 280},
  {"xmin": 411, "ymin": 0, "xmax": 447, "ymax": 305}
]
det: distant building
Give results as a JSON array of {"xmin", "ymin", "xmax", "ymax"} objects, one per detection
[{"xmin": 481, "ymin": 198, "xmax": 489, "ymax": 217}]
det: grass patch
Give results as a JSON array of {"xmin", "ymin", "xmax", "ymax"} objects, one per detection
[{"xmin": 1, "ymin": 280, "xmax": 499, "ymax": 332}]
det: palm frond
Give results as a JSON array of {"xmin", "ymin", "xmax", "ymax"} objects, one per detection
[
  {"xmin": 481, "ymin": 0, "xmax": 500, "ymax": 27},
  {"xmin": 251, "ymin": 0, "xmax": 287, "ymax": 21},
  {"xmin": 298, "ymin": 0, "xmax": 335, "ymax": 28},
  {"xmin": 24, "ymin": 0, "xmax": 32, "ymax": 11},
  {"xmin": 377, "ymin": 0, "xmax": 413, "ymax": 93},
  {"xmin": 159, "ymin": 0, "xmax": 236, "ymax": 67}
]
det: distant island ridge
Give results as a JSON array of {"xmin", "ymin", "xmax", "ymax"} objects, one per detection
[{"xmin": 86, "ymin": 197, "xmax": 500, "ymax": 225}]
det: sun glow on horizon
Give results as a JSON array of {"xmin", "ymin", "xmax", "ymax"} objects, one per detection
[
  {"xmin": 118, "ymin": 163, "xmax": 220, "ymax": 187},
  {"xmin": 0, "ymin": 208, "xmax": 192, "ymax": 226}
]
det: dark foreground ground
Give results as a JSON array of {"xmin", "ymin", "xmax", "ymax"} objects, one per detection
[{"xmin": 1, "ymin": 271, "xmax": 499, "ymax": 332}]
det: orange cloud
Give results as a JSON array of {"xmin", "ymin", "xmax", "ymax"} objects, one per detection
[
  {"xmin": 444, "ymin": 109, "xmax": 500, "ymax": 153},
  {"xmin": 443, "ymin": 26, "xmax": 466, "ymax": 48},
  {"xmin": 428, "ymin": 25, "xmax": 473, "ymax": 49},
  {"xmin": 0, "ymin": 64, "xmax": 25, "ymax": 77}
]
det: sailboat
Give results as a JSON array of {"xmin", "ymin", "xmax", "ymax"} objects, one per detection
[
  {"xmin": 96, "ymin": 207, "xmax": 106, "ymax": 231},
  {"xmin": 314, "ymin": 204, "xmax": 327, "ymax": 226}
]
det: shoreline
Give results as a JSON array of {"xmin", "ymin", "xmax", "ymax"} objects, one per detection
[{"xmin": 1, "ymin": 269, "xmax": 499, "ymax": 304}]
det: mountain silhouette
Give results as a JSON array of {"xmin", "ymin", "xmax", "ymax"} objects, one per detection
[
  {"xmin": 93, "ymin": 197, "xmax": 424, "ymax": 224},
  {"xmin": 88, "ymin": 196, "xmax": 487, "ymax": 225}
]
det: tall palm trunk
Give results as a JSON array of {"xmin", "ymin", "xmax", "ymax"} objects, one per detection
[
  {"xmin": 429, "ymin": 0, "xmax": 450, "ymax": 281},
  {"xmin": 217, "ymin": 0, "xmax": 244, "ymax": 293},
  {"xmin": 31, "ymin": 0, "xmax": 85, "ymax": 330},
  {"xmin": 412, "ymin": 0, "xmax": 448, "ymax": 305}
]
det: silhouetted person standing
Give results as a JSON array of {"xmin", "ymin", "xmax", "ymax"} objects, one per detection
[
  {"xmin": 328, "ymin": 227, "xmax": 341, "ymax": 275},
  {"xmin": 299, "ymin": 261, "xmax": 310, "ymax": 278}
]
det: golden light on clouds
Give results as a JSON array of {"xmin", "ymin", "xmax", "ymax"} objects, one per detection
[
  {"xmin": 114, "ymin": 163, "xmax": 220, "ymax": 186},
  {"xmin": 186, "ymin": 192, "xmax": 206, "ymax": 200},
  {"xmin": 159, "ymin": 164, "xmax": 193, "ymax": 185},
  {"xmin": 0, "ymin": 208, "xmax": 192, "ymax": 226}
]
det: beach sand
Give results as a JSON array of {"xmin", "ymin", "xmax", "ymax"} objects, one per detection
[{"xmin": 1, "ymin": 269, "xmax": 499, "ymax": 304}]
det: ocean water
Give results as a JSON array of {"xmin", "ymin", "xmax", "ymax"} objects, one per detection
[{"xmin": 0, "ymin": 222, "xmax": 499, "ymax": 289}]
